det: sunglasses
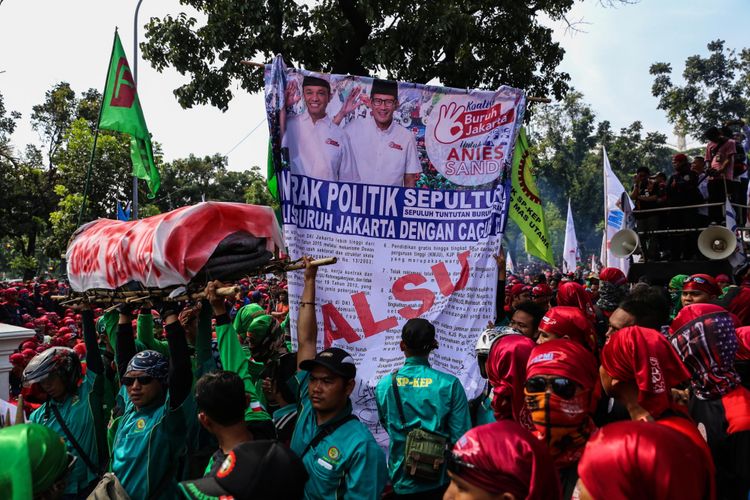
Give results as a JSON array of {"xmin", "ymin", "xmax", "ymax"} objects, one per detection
[
  {"xmin": 447, "ymin": 453, "xmax": 485, "ymax": 476},
  {"xmin": 525, "ymin": 376, "xmax": 578, "ymax": 400},
  {"xmin": 684, "ymin": 276, "xmax": 706, "ymax": 284},
  {"xmin": 121, "ymin": 375, "xmax": 155, "ymax": 386}
]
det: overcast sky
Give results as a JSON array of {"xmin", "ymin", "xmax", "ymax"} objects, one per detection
[{"xmin": 1, "ymin": 0, "xmax": 748, "ymax": 174}]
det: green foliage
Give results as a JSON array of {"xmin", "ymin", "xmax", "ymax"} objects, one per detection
[
  {"xmin": 650, "ymin": 40, "xmax": 750, "ymax": 138},
  {"xmin": 139, "ymin": 0, "xmax": 597, "ymax": 110},
  {"xmin": 9, "ymin": 255, "xmax": 38, "ymax": 277},
  {"xmin": 529, "ymin": 90, "xmax": 674, "ymax": 258},
  {"xmin": 151, "ymin": 155, "xmax": 270, "ymax": 211}
]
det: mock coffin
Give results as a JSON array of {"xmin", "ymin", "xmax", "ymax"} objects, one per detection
[{"xmin": 66, "ymin": 202, "xmax": 284, "ymax": 292}]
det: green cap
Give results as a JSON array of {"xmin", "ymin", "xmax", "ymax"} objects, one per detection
[
  {"xmin": 247, "ymin": 315, "xmax": 277, "ymax": 343},
  {"xmin": 669, "ymin": 274, "xmax": 689, "ymax": 291},
  {"xmin": 96, "ymin": 309, "xmax": 119, "ymax": 337},
  {"xmin": 233, "ymin": 304, "xmax": 265, "ymax": 337},
  {"xmin": 0, "ymin": 423, "xmax": 69, "ymax": 499}
]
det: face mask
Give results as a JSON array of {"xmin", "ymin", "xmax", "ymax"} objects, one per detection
[{"xmin": 525, "ymin": 389, "xmax": 594, "ymax": 466}]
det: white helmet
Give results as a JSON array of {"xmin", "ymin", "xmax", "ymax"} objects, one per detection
[{"xmin": 475, "ymin": 326, "xmax": 521, "ymax": 357}]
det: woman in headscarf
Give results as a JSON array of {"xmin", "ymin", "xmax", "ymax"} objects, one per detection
[
  {"xmin": 485, "ymin": 333, "xmax": 536, "ymax": 430},
  {"xmin": 576, "ymin": 421, "xmax": 714, "ymax": 500},
  {"xmin": 445, "ymin": 420, "xmax": 562, "ymax": 500},
  {"xmin": 524, "ymin": 340, "xmax": 599, "ymax": 499},
  {"xmin": 669, "ymin": 303, "xmax": 750, "ymax": 499},
  {"xmin": 536, "ymin": 306, "xmax": 597, "ymax": 352},
  {"xmin": 668, "ymin": 273, "xmax": 688, "ymax": 320},
  {"xmin": 594, "ymin": 268, "xmax": 628, "ymax": 317}
]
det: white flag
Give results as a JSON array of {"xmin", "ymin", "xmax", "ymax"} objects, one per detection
[
  {"xmin": 506, "ymin": 251, "xmax": 515, "ymax": 274},
  {"xmin": 563, "ymin": 199, "xmax": 578, "ymax": 273},
  {"xmin": 725, "ymin": 199, "xmax": 746, "ymax": 268},
  {"xmin": 603, "ymin": 147, "xmax": 631, "ymax": 274},
  {"xmin": 590, "ymin": 254, "xmax": 597, "ymax": 273}
]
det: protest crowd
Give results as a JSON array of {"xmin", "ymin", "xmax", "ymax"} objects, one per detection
[
  {"xmin": 1, "ymin": 240, "xmax": 749, "ymax": 500},
  {"xmin": 2, "ymin": 39, "xmax": 750, "ymax": 500}
]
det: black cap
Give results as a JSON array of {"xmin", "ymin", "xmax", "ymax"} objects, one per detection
[
  {"xmin": 302, "ymin": 75, "xmax": 330, "ymax": 92},
  {"xmin": 299, "ymin": 347, "xmax": 357, "ymax": 379},
  {"xmin": 401, "ymin": 318, "xmax": 437, "ymax": 351},
  {"xmin": 370, "ymin": 78, "xmax": 398, "ymax": 99},
  {"xmin": 179, "ymin": 440, "xmax": 308, "ymax": 500}
]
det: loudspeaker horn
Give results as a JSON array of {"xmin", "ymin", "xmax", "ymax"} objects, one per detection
[
  {"xmin": 610, "ymin": 229, "xmax": 640, "ymax": 258},
  {"xmin": 698, "ymin": 226, "xmax": 737, "ymax": 260}
]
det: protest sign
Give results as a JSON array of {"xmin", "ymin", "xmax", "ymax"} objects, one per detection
[{"xmin": 264, "ymin": 57, "xmax": 525, "ymax": 441}]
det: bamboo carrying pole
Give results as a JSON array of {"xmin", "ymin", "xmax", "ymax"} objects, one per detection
[{"xmin": 54, "ymin": 257, "xmax": 338, "ymax": 306}]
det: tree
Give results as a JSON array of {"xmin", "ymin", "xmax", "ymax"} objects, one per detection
[
  {"xmin": 140, "ymin": 1, "xmax": 644, "ymax": 111},
  {"xmin": 529, "ymin": 90, "xmax": 673, "ymax": 256},
  {"xmin": 152, "ymin": 154, "xmax": 270, "ymax": 211},
  {"xmin": 650, "ymin": 40, "xmax": 750, "ymax": 139}
]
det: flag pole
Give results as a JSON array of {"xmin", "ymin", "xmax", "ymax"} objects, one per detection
[
  {"xmin": 77, "ymin": 30, "xmax": 119, "ymax": 228},
  {"xmin": 132, "ymin": 0, "xmax": 145, "ymax": 220}
]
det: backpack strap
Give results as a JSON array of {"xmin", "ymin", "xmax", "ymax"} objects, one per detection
[
  {"xmin": 301, "ymin": 414, "xmax": 358, "ymax": 457},
  {"xmin": 391, "ymin": 372, "xmax": 407, "ymax": 426},
  {"xmin": 50, "ymin": 404, "xmax": 104, "ymax": 477}
]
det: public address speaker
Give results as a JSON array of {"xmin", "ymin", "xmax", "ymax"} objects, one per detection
[
  {"xmin": 698, "ymin": 226, "xmax": 737, "ymax": 260},
  {"xmin": 610, "ymin": 229, "xmax": 640, "ymax": 258}
]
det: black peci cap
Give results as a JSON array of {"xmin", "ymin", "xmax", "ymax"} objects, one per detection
[{"xmin": 299, "ymin": 347, "xmax": 357, "ymax": 379}]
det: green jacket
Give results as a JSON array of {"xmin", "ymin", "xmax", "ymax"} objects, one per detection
[
  {"xmin": 375, "ymin": 356, "xmax": 471, "ymax": 494},
  {"xmin": 291, "ymin": 372, "xmax": 387, "ymax": 500},
  {"xmin": 214, "ymin": 315, "xmax": 271, "ymax": 422}
]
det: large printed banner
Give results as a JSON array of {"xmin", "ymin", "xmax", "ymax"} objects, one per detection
[{"xmin": 264, "ymin": 57, "xmax": 525, "ymax": 441}]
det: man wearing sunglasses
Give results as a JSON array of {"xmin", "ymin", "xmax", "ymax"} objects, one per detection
[
  {"xmin": 334, "ymin": 78, "xmax": 422, "ymax": 187},
  {"xmin": 524, "ymin": 340, "xmax": 599, "ymax": 499},
  {"xmin": 681, "ymin": 273, "xmax": 721, "ymax": 307},
  {"xmin": 110, "ymin": 302, "xmax": 194, "ymax": 500}
]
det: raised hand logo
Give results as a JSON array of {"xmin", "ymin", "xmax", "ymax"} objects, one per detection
[{"xmin": 434, "ymin": 102, "xmax": 466, "ymax": 144}]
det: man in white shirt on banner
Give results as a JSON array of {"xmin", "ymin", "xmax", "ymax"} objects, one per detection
[
  {"xmin": 283, "ymin": 75, "xmax": 360, "ymax": 182},
  {"xmin": 334, "ymin": 79, "xmax": 421, "ymax": 187}
]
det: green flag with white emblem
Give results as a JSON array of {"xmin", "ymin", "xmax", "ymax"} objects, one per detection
[{"xmin": 99, "ymin": 31, "xmax": 160, "ymax": 197}]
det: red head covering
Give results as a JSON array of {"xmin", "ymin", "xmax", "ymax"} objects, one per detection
[
  {"xmin": 598, "ymin": 267, "xmax": 627, "ymax": 286},
  {"xmin": 22, "ymin": 348, "xmax": 36, "ymax": 359},
  {"xmin": 73, "ymin": 343, "xmax": 86, "ymax": 358},
  {"xmin": 510, "ymin": 284, "xmax": 531, "ymax": 299},
  {"xmin": 539, "ymin": 306, "xmax": 597, "ymax": 352},
  {"xmin": 601, "ymin": 326, "xmax": 691, "ymax": 418},
  {"xmin": 715, "ymin": 274, "xmax": 730, "ymax": 283},
  {"xmin": 451, "ymin": 421, "xmax": 562, "ymax": 500},
  {"xmin": 727, "ymin": 287, "xmax": 750, "ymax": 327},
  {"xmin": 556, "ymin": 282, "xmax": 597, "ymax": 323},
  {"xmin": 10, "ymin": 353, "xmax": 26, "ymax": 366},
  {"xmin": 682, "ymin": 274, "xmax": 721, "ymax": 296},
  {"xmin": 673, "ymin": 153, "xmax": 688, "ymax": 163},
  {"xmin": 577, "ymin": 421, "xmax": 714, "ymax": 500},
  {"xmin": 736, "ymin": 326, "xmax": 750, "ymax": 361},
  {"xmin": 669, "ymin": 303, "xmax": 740, "ymax": 399},
  {"xmin": 486, "ymin": 334, "xmax": 536, "ymax": 427},
  {"xmin": 531, "ymin": 284, "xmax": 552, "ymax": 298},
  {"xmin": 527, "ymin": 339, "xmax": 598, "ymax": 392}
]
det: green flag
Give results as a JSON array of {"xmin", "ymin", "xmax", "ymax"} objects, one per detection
[
  {"xmin": 509, "ymin": 128, "xmax": 554, "ymax": 265},
  {"xmin": 266, "ymin": 140, "xmax": 278, "ymax": 201},
  {"xmin": 99, "ymin": 32, "xmax": 160, "ymax": 198}
]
